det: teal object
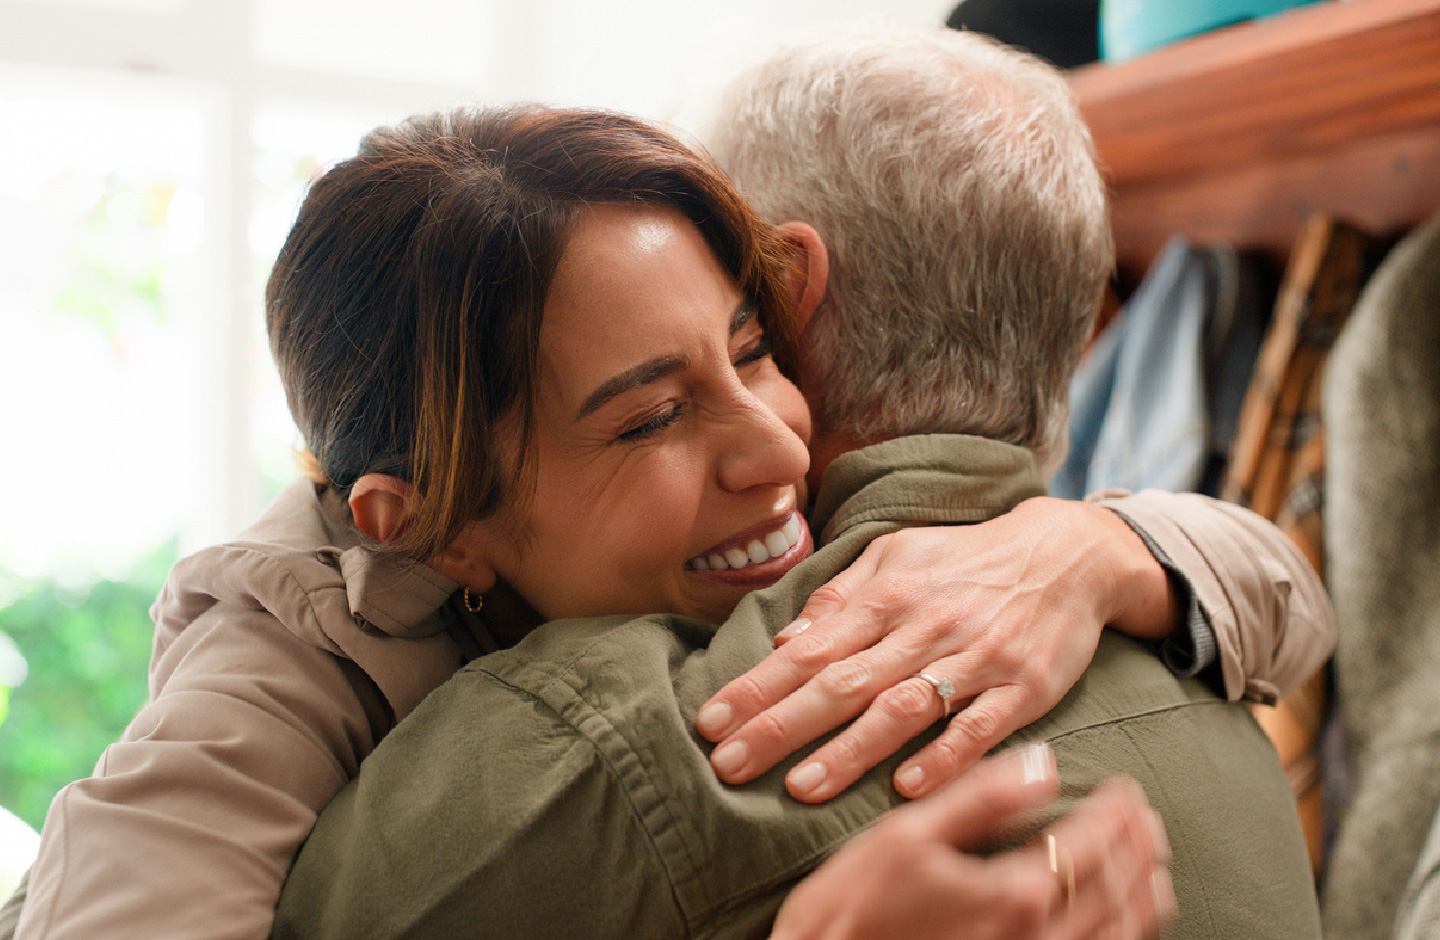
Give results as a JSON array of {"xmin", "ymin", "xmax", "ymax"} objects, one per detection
[{"xmin": 1101, "ymin": 0, "xmax": 1325, "ymax": 62}]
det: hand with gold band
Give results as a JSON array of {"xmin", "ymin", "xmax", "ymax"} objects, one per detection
[{"xmin": 768, "ymin": 743, "xmax": 1175, "ymax": 940}]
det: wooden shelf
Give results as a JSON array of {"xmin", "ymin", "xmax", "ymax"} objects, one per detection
[{"xmin": 1071, "ymin": 0, "xmax": 1440, "ymax": 270}]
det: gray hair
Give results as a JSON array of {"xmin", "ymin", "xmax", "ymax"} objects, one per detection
[{"xmin": 705, "ymin": 23, "xmax": 1112, "ymax": 469}]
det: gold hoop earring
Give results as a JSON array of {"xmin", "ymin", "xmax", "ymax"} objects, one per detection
[{"xmin": 462, "ymin": 588, "xmax": 484, "ymax": 613}]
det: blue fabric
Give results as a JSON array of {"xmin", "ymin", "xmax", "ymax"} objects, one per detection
[
  {"xmin": 1052, "ymin": 237, "xmax": 1212, "ymax": 499},
  {"xmin": 1052, "ymin": 236, "xmax": 1268, "ymax": 500}
]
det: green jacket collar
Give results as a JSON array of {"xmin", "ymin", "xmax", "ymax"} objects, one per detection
[{"xmin": 810, "ymin": 434, "xmax": 1048, "ymax": 546}]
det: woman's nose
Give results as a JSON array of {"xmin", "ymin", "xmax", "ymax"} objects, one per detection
[{"xmin": 715, "ymin": 395, "xmax": 810, "ymax": 495}]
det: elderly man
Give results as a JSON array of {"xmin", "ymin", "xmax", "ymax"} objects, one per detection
[{"xmin": 268, "ymin": 24, "xmax": 1323, "ymax": 940}]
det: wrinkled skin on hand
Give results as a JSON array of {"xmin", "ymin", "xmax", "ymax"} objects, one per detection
[
  {"xmin": 697, "ymin": 497, "xmax": 1175, "ymax": 801},
  {"xmin": 768, "ymin": 744, "xmax": 1176, "ymax": 940}
]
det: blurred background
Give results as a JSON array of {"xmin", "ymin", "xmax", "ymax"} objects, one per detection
[{"xmin": 0, "ymin": 0, "xmax": 955, "ymax": 889}]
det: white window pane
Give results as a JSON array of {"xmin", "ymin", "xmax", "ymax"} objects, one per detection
[
  {"xmin": 0, "ymin": 90, "xmax": 205, "ymax": 580},
  {"xmin": 254, "ymin": 0, "xmax": 496, "ymax": 87}
]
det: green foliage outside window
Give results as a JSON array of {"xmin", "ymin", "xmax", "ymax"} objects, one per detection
[{"xmin": 0, "ymin": 542, "xmax": 173, "ymax": 830}]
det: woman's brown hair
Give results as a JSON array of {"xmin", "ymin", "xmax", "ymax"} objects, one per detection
[{"xmin": 266, "ymin": 104, "xmax": 798, "ymax": 561}]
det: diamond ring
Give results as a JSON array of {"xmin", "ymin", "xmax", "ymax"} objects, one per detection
[{"xmin": 915, "ymin": 671, "xmax": 956, "ymax": 714}]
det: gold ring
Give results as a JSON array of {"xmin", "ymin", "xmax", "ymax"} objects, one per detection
[{"xmin": 1047, "ymin": 833, "xmax": 1075, "ymax": 911}]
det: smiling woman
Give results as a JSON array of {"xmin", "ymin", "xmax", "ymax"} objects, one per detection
[
  {"xmin": 268, "ymin": 107, "xmax": 802, "ymax": 558},
  {"xmin": 440, "ymin": 204, "xmax": 814, "ymax": 625}
]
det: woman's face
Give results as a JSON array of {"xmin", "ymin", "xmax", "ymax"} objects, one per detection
[{"xmin": 465, "ymin": 203, "xmax": 814, "ymax": 624}]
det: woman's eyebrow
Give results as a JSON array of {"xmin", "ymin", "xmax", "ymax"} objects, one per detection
[
  {"xmin": 575, "ymin": 301, "xmax": 755, "ymax": 421},
  {"xmin": 576, "ymin": 355, "xmax": 688, "ymax": 420}
]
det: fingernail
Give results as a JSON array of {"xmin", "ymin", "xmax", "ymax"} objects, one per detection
[
  {"xmin": 711, "ymin": 739, "xmax": 748, "ymax": 777},
  {"xmin": 775, "ymin": 618, "xmax": 812, "ymax": 641},
  {"xmin": 896, "ymin": 764, "xmax": 926, "ymax": 795},
  {"xmin": 789, "ymin": 761, "xmax": 827, "ymax": 794},
  {"xmin": 1151, "ymin": 870, "xmax": 1177, "ymax": 915},
  {"xmin": 696, "ymin": 701, "xmax": 732, "ymax": 738},
  {"xmin": 1146, "ymin": 809, "xmax": 1171, "ymax": 862},
  {"xmin": 1019, "ymin": 742, "xmax": 1056, "ymax": 786}
]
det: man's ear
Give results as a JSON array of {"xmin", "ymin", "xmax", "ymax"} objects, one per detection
[
  {"xmin": 349, "ymin": 474, "xmax": 418, "ymax": 545},
  {"xmin": 774, "ymin": 221, "xmax": 829, "ymax": 330}
]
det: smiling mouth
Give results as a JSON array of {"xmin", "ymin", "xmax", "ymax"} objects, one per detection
[{"xmin": 686, "ymin": 512, "xmax": 806, "ymax": 572}]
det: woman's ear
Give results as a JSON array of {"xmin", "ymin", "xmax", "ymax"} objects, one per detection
[
  {"xmin": 348, "ymin": 474, "xmax": 419, "ymax": 545},
  {"xmin": 350, "ymin": 473, "xmax": 501, "ymax": 593},
  {"xmin": 428, "ymin": 527, "xmax": 500, "ymax": 595},
  {"xmin": 774, "ymin": 221, "xmax": 829, "ymax": 330}
]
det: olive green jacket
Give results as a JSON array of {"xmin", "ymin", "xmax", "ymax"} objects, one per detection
[{"xmin": 273, "ymin": 434, "xmax": 1320, "ymax": 940}]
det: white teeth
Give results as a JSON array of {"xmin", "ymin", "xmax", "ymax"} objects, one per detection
[
  {"xmin": 765, "ymin": 530, "xmax": 789, "ymax": 558},
  {"xmin": 690, "ymin": 512, "xmax": 804, "ymax": 573}
]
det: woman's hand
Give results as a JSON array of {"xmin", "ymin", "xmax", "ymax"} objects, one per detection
[
  {"xmin": 697, "ymin": 497, "xmax": 1176, "ymax": 801},
  {"xmin": 768, "ymin": 743, "xmax": 1176, "ymax": 940}
]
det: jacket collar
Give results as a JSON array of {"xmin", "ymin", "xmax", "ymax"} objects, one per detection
[
  {"xmin": 809, "ymin": 434, "xmax": 1048, "ymax": 545},
  {"xmin": 312, "ymin": 484, "xmax": 461, "ymax": 640}
]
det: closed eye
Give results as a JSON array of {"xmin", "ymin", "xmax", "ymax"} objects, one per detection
[
  {"xmin": 734, "ymin": 336, "xmax": 775, "ymax": 368},
  {"xmin": 615, "ymin": 402, "xmax": 688, "ymax": 443}
]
